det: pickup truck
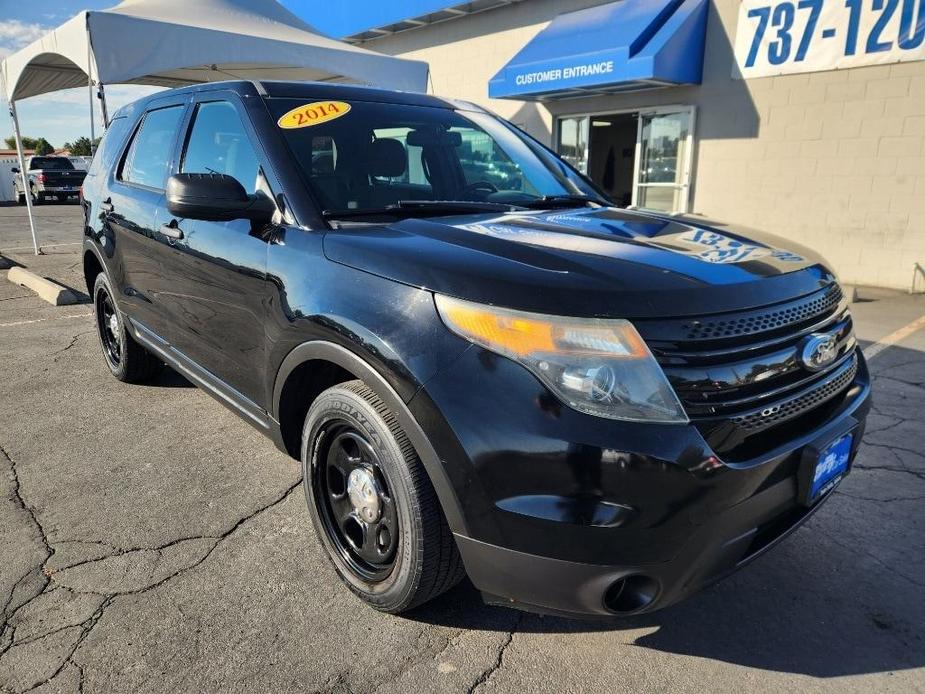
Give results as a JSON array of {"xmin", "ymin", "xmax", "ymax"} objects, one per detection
[{"xmin": 13, "ymin": 155, "xmax": 86, "ymax": 204}]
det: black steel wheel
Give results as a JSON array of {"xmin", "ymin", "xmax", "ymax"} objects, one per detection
[
  {"xmin": 302, "ymin": 380, "xmax": 465, "ymax": 613},
  {"xmin": 92, "ymin": 273, "xmax": 162, "ymax": 383},
  {"xmin": 96, "ymin": 286, "xmax": 123, "ymax": 368},
  {"xmin": 314, "ymin": 425, "xmax": 400, "ymax": 581}
]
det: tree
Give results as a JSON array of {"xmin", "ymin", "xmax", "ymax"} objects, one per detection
[
  {"xmin": 3, "ymin": 136, "xmax": 40, "ymax": 150},
  {"xmin": 33, "ymin": 138, "xmax": 53, "ymax": 156},
  {"xmin": 63, "ymin": 136, "xmax": 93, "ymax": 156}
]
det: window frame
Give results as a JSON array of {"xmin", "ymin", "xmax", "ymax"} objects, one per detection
[
  {"xmin": 177, "ymin": 93, "xmax": 273, "ymax": 198},
  {"xmin": 179, "ymin": 98, "xmax": 263, "ymax": 194},
  {"xmin": 115, "ymin": 96, "xmax": 190, "ymax": 193}
]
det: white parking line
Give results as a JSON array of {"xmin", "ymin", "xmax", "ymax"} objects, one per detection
[
  {"xmin": 0, "ymin": 312, "xmax": 91, "ymax": 328},
  {"xmin": 862, "ymin": 315, "xmax": 925, "ymax": 361}
]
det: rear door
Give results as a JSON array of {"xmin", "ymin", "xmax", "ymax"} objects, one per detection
[
  {"xmin": 102, "ymin": 94, "xmax": 188, "ymax": 338},
  {"xmin": 154, "ymin": 92, "xmax": 273, "ymax": 406}
]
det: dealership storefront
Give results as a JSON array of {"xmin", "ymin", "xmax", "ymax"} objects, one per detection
[{"xmin": 314, "ymin": 0, "xmax": 925, "ymax": 290}]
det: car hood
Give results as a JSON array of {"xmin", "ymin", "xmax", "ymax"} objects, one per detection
[{"xmin": 322, "ymin": 207, "xmax": 836, "ymax": 319}]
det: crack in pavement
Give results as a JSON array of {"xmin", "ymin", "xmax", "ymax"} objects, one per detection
[
  {"xmin": 48, "ymin": 331, "xmax": 93, "ymax": 359},
  {"xmin": 0, "ymin": 295, "xmax": 33, "ymax": 303},
  {"xmin": 816, "ymin": 527, "xmax": 925, "ymax": 590},
  {"xmin": 853, "ymin": 463, "xmax": 925, "ymax": 481},
  {"xmin": 836, "ymin": 490, "xmax": 925, "ymax": 503},
  {"xmin": 467, "ymin": 613, "xmax": 524, "ymax": 694},
  {"xmin": 0, "ymin": 472, "xmax": 302, "ymax": 693},
  {"xmin": 0, "ymin": 445, "xmax": 53, "ymax": 630}
]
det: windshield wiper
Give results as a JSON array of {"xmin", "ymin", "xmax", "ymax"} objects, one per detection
[
  {"xmin": 520, "ymin": 194, "xmax": 608, "ymax": 209},
  {"xmin": 322, "ymin": 199, "xmax": 525, "ymax": 220}
]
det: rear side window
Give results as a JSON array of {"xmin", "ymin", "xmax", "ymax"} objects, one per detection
[
  {"xmin": 181, "ymin": 101, "xmax": 260, "ymax": 193},
  {"xmin": 86, "ymin": 116, "xmax": 131, "ymax": 178},
  {"xmin": 119, "ymin": 105, "xmax": 184, "ymax": 189}
]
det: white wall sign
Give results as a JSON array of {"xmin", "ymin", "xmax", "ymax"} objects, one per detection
[{"xmin": 734, "ymin": 0, "xmax": 925, "ymax": 78}]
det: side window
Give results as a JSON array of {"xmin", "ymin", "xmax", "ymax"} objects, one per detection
[
  {"xmin": 120, "ymin": 105, "xmax": 184, "ymax": 189},
  {"xmin": 181, "ymin": 101, "xmax": 260, "ymax": 193},
  {"xmin": 86, "ymin": 116, "xmax": 130, "ymax": 178}
]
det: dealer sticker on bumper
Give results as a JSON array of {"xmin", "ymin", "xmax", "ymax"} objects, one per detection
[{"xmin": 811, "ymin": 434, "xmax": 853, "ymax": 501}]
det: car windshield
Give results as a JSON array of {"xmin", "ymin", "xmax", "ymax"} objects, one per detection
[
  {"xmin": 269, "ymin": 98, "xmax": 609, "ymax": 218},
  {"xmin": 30, "ymin": 157, "xmax": 74, "ymax": 170}
]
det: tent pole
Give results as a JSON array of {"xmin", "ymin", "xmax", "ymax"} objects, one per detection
[
  {"xmin": 9, "ymin": 100, "xmax": 40, "ymax": 255},
  {"xmin": 86, "ymin": 18, "xmax": 97, "ymax": 142},
  {"xmin": 88, "ymin": 79, "xmax": 96, "ymax": 144},
  {"xmin": 98, "ymin": 83, "xmax": 109, "ymax": 129}
]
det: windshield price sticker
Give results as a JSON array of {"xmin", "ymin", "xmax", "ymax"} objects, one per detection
[
  {"xmin": 734, "ymin": 0, "xmax": 925, "ymax": 78},
  {"xmin": 278, "ymin": 101, "xmax": 351, "ymax": 129}
]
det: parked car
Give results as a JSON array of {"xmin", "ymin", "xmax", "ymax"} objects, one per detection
[
  {"xmin": 13, "ymin": 155, "xmax": 87, "ymax": 204},
  {"xmin": 81, "ymin": 81, "xmax": 870, "ymax": 617}
]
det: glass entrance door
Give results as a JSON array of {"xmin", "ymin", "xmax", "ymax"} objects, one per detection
[
  {"xmin": 555, "ymin": 107, "xmax": 695, "ymax": 214},
  {"xmin": 556, "ymin": 116, "xmax": 589, "ymax": 175},
  {"xmin": 632, "ymin": 108, "xmax": 695, "ymax": 214}
]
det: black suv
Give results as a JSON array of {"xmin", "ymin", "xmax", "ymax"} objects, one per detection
[{"xmin": 81, "ymin": 81, "xmax": 870, "ymax": 617}]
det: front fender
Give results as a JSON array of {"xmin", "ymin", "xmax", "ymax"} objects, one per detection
[{"xmin": 272, "ymin": 340, "xmax": 469, "ymax": 535}]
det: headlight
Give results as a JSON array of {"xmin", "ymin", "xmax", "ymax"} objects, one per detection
[{"xmin": 434, "ymin": 295, "xmax": 688, "ymax": 424}]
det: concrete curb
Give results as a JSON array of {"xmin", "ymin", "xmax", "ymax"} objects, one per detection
[{"xmin": 7, "ymin": 267, "xmax": 79, "ymax": 306}]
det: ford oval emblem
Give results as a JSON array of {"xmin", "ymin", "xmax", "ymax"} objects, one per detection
[{"xmin": 800, "ymin": 332, "xmax": 839, "ymax": 371}]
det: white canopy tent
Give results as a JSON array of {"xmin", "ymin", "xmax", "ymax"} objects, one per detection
[{"xmin": 1, "ymin": 0, "xmax": 430, "ymax": 254}]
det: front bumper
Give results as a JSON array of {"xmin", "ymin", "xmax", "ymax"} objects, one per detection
[{"xmin": 410, "ymin": 345, "xmax": 871, "ymax": 617}]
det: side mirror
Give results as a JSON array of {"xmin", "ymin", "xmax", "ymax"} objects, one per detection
[
  {"xmin": 11, "ymin": 167, "xmax": 19, "ymax": 174},
  {"xmin": 166, "ymin": 173, "xmax": 275, "ymax": 223}
]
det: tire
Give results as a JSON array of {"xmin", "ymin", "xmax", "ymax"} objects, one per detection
[
  {"xmin": 302, "ymin": 380, "xmax": 464, "ymax": 613},
  {"xmin": 17, "ymin": 192, "xmax": 25, "ymax": 206},
  {"xmin": 93, "ymin": 273, "xmax": 162, "ymax": 383}
]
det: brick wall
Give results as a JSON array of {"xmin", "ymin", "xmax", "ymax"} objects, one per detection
[{"xmin": 366, "ymin": 0, "xmax": 925, "ymax": 289}]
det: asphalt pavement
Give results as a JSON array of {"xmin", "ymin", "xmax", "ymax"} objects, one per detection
[{"xmin": 1, "ymin": 202, "xmax": 923, "ymax": 693}]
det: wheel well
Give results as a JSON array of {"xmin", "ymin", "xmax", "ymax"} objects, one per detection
[
  {"xmin": 83, "ymin": 250, "xmax": 103, "ymax": 295},
  {"xmin": 277, "ymin": 359, "xmax": 357, "ymax": 459}
]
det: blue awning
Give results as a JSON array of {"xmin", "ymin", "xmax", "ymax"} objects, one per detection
[{"xmin": 488, "ymin": 0, "xmax": 709, "ymax": 101}]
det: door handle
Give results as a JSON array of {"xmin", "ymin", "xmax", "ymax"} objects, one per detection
[
  {"xmin": 100, "ymin": 199, "xmax": 114, "ymax": 212},
  {"xmin": 160, "ymin": 220, "xmax": 184, "ymax": 240}
]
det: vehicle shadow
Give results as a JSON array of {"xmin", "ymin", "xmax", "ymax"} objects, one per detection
[
  {"xmin": 143, "ymin": 364, "xmax": 196, "ymax": 388},
  {"xmin": 406, "ymin": 518, "xmax": 924, "ymax": 678}
]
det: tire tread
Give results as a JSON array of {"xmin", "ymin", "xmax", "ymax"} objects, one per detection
[{"xmin": 306, "ymin": 380, "xmax": 464, "ymax": 612}]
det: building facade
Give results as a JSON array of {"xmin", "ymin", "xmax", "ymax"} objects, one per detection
[{"xmin": 315, "ymin": 0, "xmax": 925, "ymax": 291}]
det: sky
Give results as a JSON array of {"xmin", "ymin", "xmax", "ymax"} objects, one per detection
[{"xmin": 0, "ymin": 0, "xmax": 318, "ymax": 149}]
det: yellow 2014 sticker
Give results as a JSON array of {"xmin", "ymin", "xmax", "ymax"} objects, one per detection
[{"xmin": 277, "ymin": 101, "xmax": 351, "ymax": 129}]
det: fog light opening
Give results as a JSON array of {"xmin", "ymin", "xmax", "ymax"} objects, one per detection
[{"xmin": 604, "ymin": 575, "xmax": 659, "ymax": 614}]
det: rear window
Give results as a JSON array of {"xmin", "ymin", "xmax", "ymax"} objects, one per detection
[
  {"xmin": 86, "ymin": 116, "xmax": 131, "ymax": 178},
  {"xmin": 30, "ymin": 157, "xmax": 73, "ymax": 170}
]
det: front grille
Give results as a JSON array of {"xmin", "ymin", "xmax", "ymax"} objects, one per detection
[
  {"xmin": 680, "ymin": 285, "xmax": 842, "ymax": 340},
  {"xmin": 636, "ymin": 283, "xmax": 858, "ymax": 457},
  {"xmin": 731, "ymin": 355, "xmax": 857, "ymax": 433}
]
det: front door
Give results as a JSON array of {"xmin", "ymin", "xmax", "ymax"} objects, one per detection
[
  {"xmin": 155, "ymin": 93, "xmax": 273, "ymax": 407},
  {"xmin": 633, "ymin": 107, "xmax": 695, "ymax": 214}
]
